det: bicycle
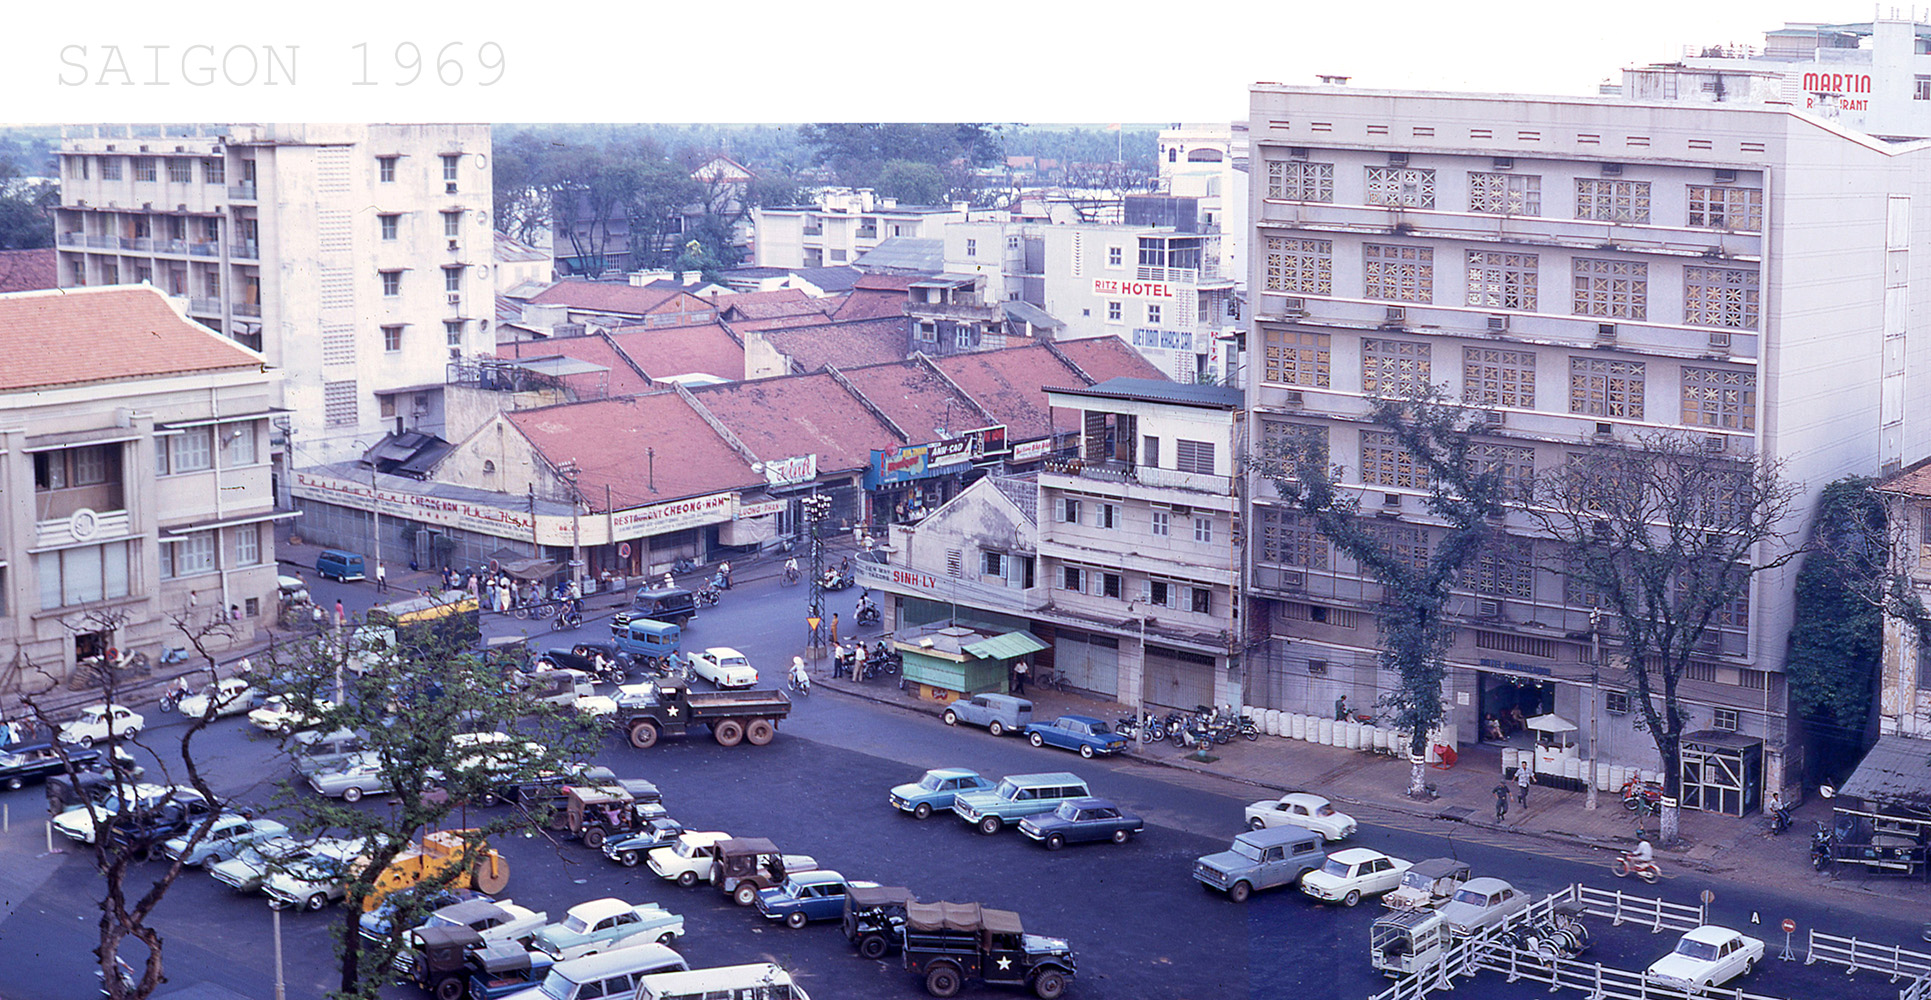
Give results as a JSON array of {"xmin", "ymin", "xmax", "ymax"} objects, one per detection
[{"xmin": 781, "ymin": 566, "xmax": 801, "ymax": 587}]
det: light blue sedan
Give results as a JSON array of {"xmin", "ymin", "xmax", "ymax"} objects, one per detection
[
  {"xmin": 162, "ymin": 815, "xmax": 289, "ymax": 867},
  {"xmin": 890, "ymin": 768, "xmax": 996, "ymax": 820},
  {"xmin": 1024, "ymin": 715, "xmax": 1129, "ymax": 758}
]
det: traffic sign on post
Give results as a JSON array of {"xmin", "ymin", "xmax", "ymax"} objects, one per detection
[{"xmin": 1780, "ymin": 918, "xmax": 1797, "ymax": 962}]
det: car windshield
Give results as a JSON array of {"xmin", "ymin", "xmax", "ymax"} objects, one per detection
[
  {"xmin": 1056, "ymin": 802, "xmax": 1080, "ymax": 819},
  {"xmin": 560, "ymin": 913, "xmax": 591, "ymax": 934},
  {"xmin": 1450, "ymin": 889, "xmax": 1493, "ymax": 907},
  {"xmin": 995, "ymin": 780, "xmax": 1020, "ymax": 799},
  {"xmin": 536, "ymin": 968, "xmax": 580, "ymax": 1000},
  {"xmin": 917, "ymin": 774, "xmax": 946, "ymax": 792},
  {"xmin": 1675, "ymin": 939, "xmax": 1721, "ymax": 962},
  {"xmin": 1230, "ymin": 840, "xmax": 1264, "ymax": 862},
  {"xmin": 1399, "ymin": 870, "xmax": 1433, "ymax": 890},
  {"xmin": 674, "ymin": 839, "xmax": 705, "ymax": 858},
  {"xmin": 1315, "ymin": 804, "xmax": 1336, "ymax": 817},
  {"xmin": 1320, "ymin": 858, "xmax": 1355, "ymax": 878}
]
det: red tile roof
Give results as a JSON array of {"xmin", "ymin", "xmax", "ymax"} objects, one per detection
[
  {"xmin": 831, "ymin": 285, "xmax": 909, "ymax": 321},
  {"xmin": 1053, "ymin": 335, "xmax": 1169, "ymax": 384},
  {"xmin": 496, "ymin": 333, "xmax": 655, "ymax": 397},
  {"xmin": 0, "ymin": 249, "xmax": 57, "ymax": 294},
  {"xmin": 606, "ymin": 322, "xmax": 747, "ymax": 385},
  {"xmin": 690, "ymin": 373, "xmax": 901, "ymax": 472},
  {"xmin": 727, "ymin": 312, "xmax": 856, "ymax": 332},
  {"xmin": 853, "ymin": 274, "xmax": 920, "ymax": 291},
  {"xmin": 528, "ymin": 279, "xmax": 716, "ymax": 319},
  {"xmin": 713, "ymin": 288, "xmax": 833, "ymax": 321},
  {"xmin": 756, "ymin": 317, "xmax": 909, "ymax": 373},
  {"xmin": 836, "ymin": 361, "xmax": 985, "ymax": 442},
  {"xmin": 0, "ymin": 286, "xmax": 262, "ymax": 392},
  {"xmin": 926, "ymin": 344, "xmax": 1093, "ymax": 441},
  {"xmin": 506, "ymin": 394, "xmax": 759, "ymax": 510}
]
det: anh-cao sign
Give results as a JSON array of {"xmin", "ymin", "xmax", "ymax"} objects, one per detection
[{"xmin": 1093, "ymin": 278, "xmax": 1175, "ymax": 299}]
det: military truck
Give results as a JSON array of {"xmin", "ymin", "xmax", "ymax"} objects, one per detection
[
  {"xmin": 616, "ymin": 678, "xmax": 790, "ymax": 749},
  {"xmin": 900, "ymin": 901, "xmax": 1076, "ymax": 999}
]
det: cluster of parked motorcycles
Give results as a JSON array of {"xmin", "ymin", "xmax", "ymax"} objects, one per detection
[
  {"xmin": 833, "ymin": 640, "xmax": 902, "ymax": 683},
  {"xmin": 1113, "ymin": 706, "xmax": 1260, "ymax": 748}
]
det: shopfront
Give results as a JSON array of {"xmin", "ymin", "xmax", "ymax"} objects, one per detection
[
  {"xmin": 865, "ymin": 426, "xmax": 1009, "ymax": 529},
  {"xmin": 1476, "ymin": 668, "xmax": 1555, "ymax": 746}
]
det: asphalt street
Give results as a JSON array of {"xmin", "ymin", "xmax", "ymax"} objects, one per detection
[{"xmin": 0, "ymin": 570, "xmax": 1922, "ymax": 1000}]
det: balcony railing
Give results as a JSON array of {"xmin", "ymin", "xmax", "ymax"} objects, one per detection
[
  {"xmin": 58, "ymin": 232, "xmax": 82, "ymax": 247},
  {"xmin": 86, "ymin": 235, "xmax": 120, "ymax": 250},
  {"xmin": 233, "ymin": 302, "xmax": 262, "ymax": 317},
  {"xmin": 802, "ymin": 225, "xmax": 824, "ymax": 236},
  {"xmin": 189, "ymin": 241, "xmax": 220, "ymax": 257},
  {"xmin": 228, "ymin": 184, "xmax": 257, "ymax": 200},
  {"xmin": 231, "ymin": 243, "xmax": 259, "ymax": 259},
  {"xmin": 189, "ymin": 297, "xmax": 222, "ymax": 314},
  {"xmin": 1042, "ymin": 457, "xmax": 1232, "ymax": 496}
]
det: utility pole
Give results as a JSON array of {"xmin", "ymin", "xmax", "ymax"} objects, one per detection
[
  {"xmin": 802, "ymin": 492, "xmax": 831, "ymax": 659},
  {"xmin": 1586, "ymin": 608, "xmax": 1602, "ymax": 811}
]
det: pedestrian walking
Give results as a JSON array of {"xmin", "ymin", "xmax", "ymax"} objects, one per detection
[
  {"xmin": 830, "ymin": 612, "xmax": 840, "ymax": 647},
  {"xmin": 1516, "ymin": 764, "xmax": 1533, "ymax": 807},
  {"xmin": 720, "ymin": 561, "xmax": 733, "ymax": 589},
  {"xmin": 1012, "ymin": 659, "xmax": 1029, "ymax": 695},
  {"xmin": 334, "ymin": 599, "xmax": 347, "ymax": 627},
  {"xmin": 1493, "ymin": 782, "xmax": 1510, "ymax": 823},
  {"xmin": 375, "ymin": 562, "xmax": 388, "ymax": 593},
  {"xmin": 1334, "ymin": 694, "xmax": 1349, "ymax": 721}
]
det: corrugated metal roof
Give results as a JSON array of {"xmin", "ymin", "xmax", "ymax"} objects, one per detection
[
  {"xmin": 1054, "ymin": 376, "xmax": 1243, "ymax": 410},
  {"xmin": 963, "ymin": 630, "xmax": 1048, "ymax": 660},
  {"xmin": 1839, "ymin": 734, "xmax": 1931, "ymax": 810}
]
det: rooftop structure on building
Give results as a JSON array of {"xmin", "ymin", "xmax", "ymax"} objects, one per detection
[{"xmin": 1614, "ymin": 15, "xmax": 1931, "ymax": 138}]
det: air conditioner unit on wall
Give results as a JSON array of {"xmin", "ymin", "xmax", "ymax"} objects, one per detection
[
  {"xmin": 1601, "ymin": 163, "xmax": 1624, "ymax": 176},
  {"xmin": 1714, "ymin": 168, "xmax": 1738, "ymax": 184},
  {"xmin": 1481, "ymin": 409, "xmax": 1504, "ymax": 429},
  {"xmin": 1281, "ymin": 296, "xmax": 1307, "ymax": 316},
  {"xmin": 1290, "ymin": 147, "xmax": 1311, "ymax": 160},
  {"xmin": 1596, "ymin": 323, "xmax": 1617, "ymax": 344},
  {"xmin": 1384, "ymin": 306, "xmax": 1406, "ymax": 325},
  {"xmin": 1492, "ymin": 157, "xmax": 1514, "ymax": 170},
  {"xmin": 1707, "ymin": 330, "xmax": 1731, "ymax": 350},
  {"xmin": 1282, "ymin": 390, "xmax": 1305, "ymax": 408},
  {"xmin": 1487, "ymin": 314, "xmax": 1509, "ymax": 333},
  {"xmin": 1476, "ymin": 599, "xmax": 1502, "ymax": 618},
  {"xmin": 1388, "ymin": 152, "xmax": 1409, "ymax": 167}
]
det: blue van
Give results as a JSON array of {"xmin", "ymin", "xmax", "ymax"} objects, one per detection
[
  {"xmin": 613, "ymin": 618, "xmax": 682, "ymax": 673},
  {"xmin": 315, "ymin": 549, "xmax": 367, "ymax": 582}
]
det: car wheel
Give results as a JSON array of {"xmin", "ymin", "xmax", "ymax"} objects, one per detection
[
  {"xmin": 583, "ymin": 827, "xmax": 606, "ymax": 850},
  {"xmin": 677, "ymin": 870, "xmax": 698, "ymax": 888},
  {"xmin": 1228, "ymin": 881, "xmax": 1252, "ymax": 903},
  {"xmin": 860, "ymin": 934, "xmax": 889, "ymax": 959},
  {"xmin": 1028, "ymin": 732, "xmax": 1045, "ymax": 748},
  {"xmin": 278, "ymin": 723, "xmax": 293, "ymax": 737},
  {"xmin": 988, "ymin": 721, "xmax": 1004, "ymax": 737},
  {"xmin": 342, "ymin": 785, "xmax": 366, "ymax": 803},
  {"xmin": 1249, "ymin": 817, "xmax": 1267, "ymax": 831},
  {"xmin": 619, "ymin": 850, "xmax": 640, "ymax": 868},
  {"xmin": 978, "ymin": 816, "xmax": 1002, "ymax": 835},
  {"xmin": 1079, "ymin": 744, "xmax": 1094, "ymax": 759},
  {"xmin": 305, "ymin": 893, "xmax": 328, "ymax": 912},
  {"xmin": 76, "ymin": 736, "xmax": 94, "ymax": 749},
  {"xmin": 1045, "ymin": 833, "xmax": 1065, "ymax": 851},
  {"xmin": 713, "ymin": 720, "xmax": 744, "ymax": 747},
  {"xmin": 913, "ymin": 803, "xmax": 933, "ymax": 820},
  {"xmin": 5, "ymin": 776, "xmax": 21, "ymax": 791},
  {"xmin": 1032, "ymin": 969, "xmax": 1067, "ymax": 999},
  {"xmin": 745, "ymin": 719, "xmax": 775, "ymax": 746},
  {"xmin": 786, "ymin": 911, "xmax": 809, "ymax": 929},
  {"xmin": 436, "ymin": 976, "xmax": 464, "ymax": 1000},
  {"xmin": 925, "ymin": 964, "xmax": 963, "ymax": 998},
  {"xmin": 1111, "ymin": 829, "xmax": 1130, "ymax": 844},
  {"xmin": 734, "ymin": 883, "xmax": 758, "ymax": 906},
  {"xmin": 942, "ymin": 709, "xmax": 958, "ymax": 726},
  {"xmin": 1343, "ymin": 890, "xmax": 1361, "ymax": 907},
  {"xmin": 628, "ymin": 720, "xmax": 660, "ymax": 750},
  {"xmin": 1742, "ymin": 958, "xmax": 1755, "ymax": 977},
  {"xmin": 658, "ymin": 931, "xmax": 677, "ymax": 945}
]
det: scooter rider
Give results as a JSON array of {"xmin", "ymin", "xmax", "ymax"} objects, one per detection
[{"xmin": 790, "ymin": 656, "xmax": 811, "ymax": 693}]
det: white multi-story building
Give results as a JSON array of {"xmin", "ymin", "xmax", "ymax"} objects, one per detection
[
  {"xmin": 1158, "ymin": 122, "xmax": 1251, "ymax": 289},
  {"xmin": 753, "ymin": 190, "xmax": 973, "ymax": 269},
  {"xmin": 1617, "ymin": 15, "xmax": 1931, "ymax": 139},
  {"xmin": 54, "ymin": 124, "xmax": 493, "ymax": 480},
  {"xmin": 943, "ymin": 219, "xmax": 1239, "ymax": 383},
  {"xmin": 1242, "ymin": 83, "xmax": 1931, "ymax": 804},
  {"xmin": 0, "ymin": 286, "xmax": 281, "ymax": 686}
]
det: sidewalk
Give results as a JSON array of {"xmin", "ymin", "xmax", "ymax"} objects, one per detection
[{"xmin": 809, "ymin": 666, "xmax": 1931, "ymax": 922}]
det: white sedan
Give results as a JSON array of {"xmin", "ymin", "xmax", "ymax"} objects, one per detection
[
  {"xmin": 1299, "ymin": 848, "xmax": 1411, "ymax": 906},
  {"xmin": 174, "ymin": 678, "xmax": 256, "ymax": 719},
  {"xmin": 248, "ymin": 696, "xmax": 334, "ymax": 736},
  {"xmin": 58, "ymin": 704, "xmax": 146, "ymax": 747},
  {"xmin": 687, "ymin": 647, "xmax": 758, "ymax": 689},
  {"xmin": 1243, "ymin": 792, "xmax": 1356, "ymax": 841},
  {"xmin": 1646, "ymin": 925, "xmax": 1765, "ymax": 991}
]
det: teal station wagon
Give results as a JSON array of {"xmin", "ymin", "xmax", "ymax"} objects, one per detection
[{"xmin": 951, "ymin": 772, "xmax": 1092, "ymax": 834}]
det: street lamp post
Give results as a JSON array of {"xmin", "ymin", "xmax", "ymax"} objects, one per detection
[
  {"xmin": 802, "ymin": 492, "xmax": 831, "ymax": 658},
  {"xmin": 1586, "ymin": 609, "xmax": 1602, "ymax": 811}
]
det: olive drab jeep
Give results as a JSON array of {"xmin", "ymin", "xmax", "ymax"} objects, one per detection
[{"xmin": 900, "ymin": 900, "xmax": 1076, "ymax": 999}]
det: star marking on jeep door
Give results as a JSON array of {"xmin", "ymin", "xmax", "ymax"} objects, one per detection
[{"xmin": 996, "ymin": 957, "xmax": 1012, "ymax": 970}]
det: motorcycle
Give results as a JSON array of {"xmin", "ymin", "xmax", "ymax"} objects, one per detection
[
  {"xmin": 788, "ymin": 660, "xmax": 812, "ymax": 697},
  {"xmin": 669, "ymin": 556, "xmax": 698, "ymax": 576},
  {"xmin": 862, "ymin": 641, "xmax": 900, "ymax": 678},
  {"xmin": 1620, "ymin": 777, "xmax": 1663, "ymax": 813},
  {"xmin": 854, "ymin": 590, "xmax": 881, "ymax": 627},
  {"xmin": 1809, "ymin": 821, "xmax": 1832, "ymax": 871},
  {"xmin": 159, "ymin": 678, "xmax": 193, "ymax": 713},
  {"xmin": 1236, "ymin": 714, "xmax": 1262, "ymax": 742},
  {"xmin": 158, "ymin": 646, "xmax": 189, "ymax": 667},
  {"xmin": 1768, "ymin": 802, "xmax": 1792, "ymax": 836},
  {"xmin": 1116, "ymin": 715, "xmax": 1164, "ymax": 744},
  {"xmin": 695, "ymin": 584, "xmax": 722, "ymax": 608},
  {"xmin": 552, "ymin": 606, "xmax": 584, "ymax": 631},
  {"xmin": 1611, "ymin": 851, "xmax": 1659, "ymax": 883},
  {"xmin": 821, "ymin": 570, "xmax": 856, "ymax": 592}
]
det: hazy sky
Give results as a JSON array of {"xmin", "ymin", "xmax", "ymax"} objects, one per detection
[{"xmin": 13, "ymin": 0, "xmax": 1911, "ymax": 123}]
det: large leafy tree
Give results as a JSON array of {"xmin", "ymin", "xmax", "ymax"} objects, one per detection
[
  {"xmin": 261, "ymin": 612, "xmax": 603, "ymax": 999},
  {"xmin": 800, "ymin": 123, "xmax": 1005, "ymax": 198},
  {"xmin": 1532, "ymin": 434, "xmax": 1801, "ymax": 843},
  {"xmin": 0, "ymin": 157, "xmax": 56, "ymax": 250},
  {"xmin": 1268, "ymin": 388, "xmax": 1505, "ymax": 798}
]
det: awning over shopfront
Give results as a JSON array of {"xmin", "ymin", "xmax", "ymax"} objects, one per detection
[{"xmin": 963, "ymin": 630, "xmax": 1048, "ymax": 661}]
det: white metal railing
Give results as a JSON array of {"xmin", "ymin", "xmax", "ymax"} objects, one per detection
[
  {"xmin": 1805, "ymin": 931, "xmax": 1931, "ymax": 983},
  {"xmin": 1471, "ymin": 948, "xmax": 1787, "ymax": 1000},
  {"xmin": 1902, "ymin": 973, "xmax": 1931, "ymax": 1000},
  {"xmin": 1572, "ymin": 882, "xmax": 1707, "ymax": 934}
]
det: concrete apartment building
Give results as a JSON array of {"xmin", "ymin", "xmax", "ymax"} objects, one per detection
[
  {"xmin": 1241, "ymin": 83, "xmax": 1931, "ymax": 803},
  {"xmin": 54, "ymin": 124, "xmax": 493, "ymax": 483},
  {"xmin": 0, "ymin": 287, "xmax": 281, "ymax": 689},
  {"xmin": 1617, "ymin": 15, "xmax": 1931, "ymax": 140},
  {"xmin": 753, "ymin": 190, "xmax": 973, "ymax": 269},
  {"xmin": 1158, "ymin": 123, "xmax": 1251, "ymax": 289}
]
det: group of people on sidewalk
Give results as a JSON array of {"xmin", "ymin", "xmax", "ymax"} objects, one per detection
[{"xmin": 1492, "ymin": 765, "xmax": 1535, "ymax": 822}]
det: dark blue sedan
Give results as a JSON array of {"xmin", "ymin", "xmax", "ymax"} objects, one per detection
[
  {"xmin": 1023, "ymin": 715, "xmax": 1129, "ymax": 758},
  {"xmin": 1018, "ymin": 797, "xmax": 1144, "ymax": 850}
]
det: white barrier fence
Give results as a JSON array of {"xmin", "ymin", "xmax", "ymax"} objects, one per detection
[
  {"xmin": 1473, "ymin": 947, "xmax": 1786, "ymax": 1000},
  {"xmin": 1804, "ymin": 931, "xmax": 1931, "ymax": 983},
  {"xmin": 1901, "ymin": 973, "xmax": 1931, "ymax": 1000},
  {"xmin": 1572, "ymin": 883, "xmax": 1708, "ymax": 935}
]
